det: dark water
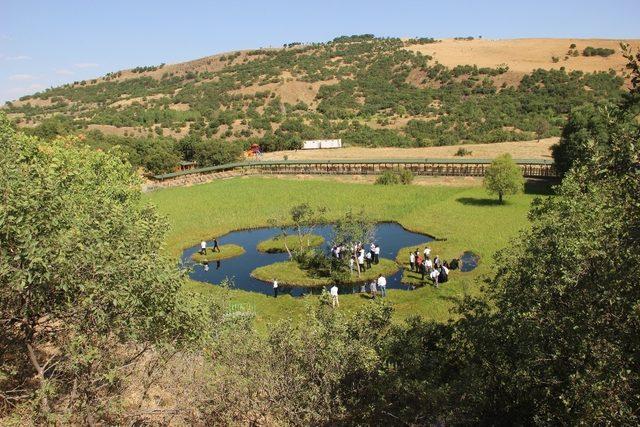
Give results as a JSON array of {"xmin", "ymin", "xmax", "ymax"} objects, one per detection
[
  {"xmin": 182, "ymin": 222, "xmax": 438, "ymax": 296},
  {"xmin": 460, "ymin": 251, "xmax": 480, "ymax": 272}
]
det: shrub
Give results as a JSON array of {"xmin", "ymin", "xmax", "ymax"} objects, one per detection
[
  {"xmin": 582, "ymin": 46, "xmax": 615, "ymax": 57},
  {"xmin": 454, "ymin": 147, "xmax": 473, "ymax": 157},
  {"xmin": 375, "ymin": 169, "xmax": 414, "ymax": 185}
]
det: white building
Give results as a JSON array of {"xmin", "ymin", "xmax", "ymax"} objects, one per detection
[{"xmin": 302, "ymin": 139, "xmax": 342, "ymax": 150}]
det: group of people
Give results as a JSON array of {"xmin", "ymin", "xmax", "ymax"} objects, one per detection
[
  {"xmin": 409, "ymin": 246, "xmax": 457, "ymax": 287},
  {"xmin": 330, "ymin": 242, "xmax": 381, "ymax": 273}
]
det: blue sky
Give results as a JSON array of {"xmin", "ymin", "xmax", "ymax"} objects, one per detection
[{"xmin": 1, "ymin": 0, "xmax": 639, "ymax": 103}]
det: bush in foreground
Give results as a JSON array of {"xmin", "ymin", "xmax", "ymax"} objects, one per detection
[{"xmin": 0, "ymin": 113, "xmax": 211, "ymax": 423}]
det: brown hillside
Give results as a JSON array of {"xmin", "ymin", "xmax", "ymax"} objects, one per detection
[{"xmin": 406, "ymin": 38, "xmax": 640, "ymax": 86}]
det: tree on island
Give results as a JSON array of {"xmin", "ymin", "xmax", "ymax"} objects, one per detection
[
  {"xmin": 331, "ymin": 209, "xmax": 375, "ymax": 277},
  {"xmin": 483, "ymin": 154, "xmax": 524, "ymax": 203}
]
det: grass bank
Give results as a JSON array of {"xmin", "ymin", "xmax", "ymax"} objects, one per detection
[
  {"xmin": 146, "ymin": 177, "xmax": 551, "ymax": 329},
  {"xmin": 190, "ymin": 244, "xmax": 245, "ymax": 263},
  {"xmin": 256, "ymin": 234, "xmax": 324, "ymax": 253},
  {"xmin": 251, "ymin": 258, "xmax": 398, "ymax": 287}
]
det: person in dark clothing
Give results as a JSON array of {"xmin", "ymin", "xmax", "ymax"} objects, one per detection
[
  {"xmin": 449, "ymin": 259, "xmax": 459, "ymax": 270},
  {"xmin": 213, "ymin": 238, "xmax": 220, "ymax": 252}
]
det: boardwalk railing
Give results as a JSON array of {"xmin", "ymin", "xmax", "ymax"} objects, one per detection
[{"xmin": 151, "ymin": 158, "xmax": 557, "ymax": 182}]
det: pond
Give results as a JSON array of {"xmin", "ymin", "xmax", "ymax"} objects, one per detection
[{"xmin": 182, "ymin": 222, "xmax": 460, "ymax": 297}]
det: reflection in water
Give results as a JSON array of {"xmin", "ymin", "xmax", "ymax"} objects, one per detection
[{"xmin": 183, "ymin": 223, "xmax": 436, "ymax": 297}]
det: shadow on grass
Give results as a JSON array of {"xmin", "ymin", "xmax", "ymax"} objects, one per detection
[
  {"xmin": 524, "ymin": 179, "xmax": 558, "ymax": 196},
  {"xmin": 456, "ymin": 197, "xmax": 503, "ymax": 206}
]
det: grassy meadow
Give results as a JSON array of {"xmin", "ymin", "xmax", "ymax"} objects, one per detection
[{"xmin": 146, "ymin": 176, "xmax": 551, "ymax": 331}]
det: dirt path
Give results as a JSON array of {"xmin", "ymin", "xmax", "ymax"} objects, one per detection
[{"xmin": 260, "ymin": 138, "xmax": 557, "ymax": 161}]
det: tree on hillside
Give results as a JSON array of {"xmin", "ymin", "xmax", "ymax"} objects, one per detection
[
  {"xmin": 0, "ymin": 114, "xmax": 211, "ymax": 422},
  {"xmin": 193, "ymin": 139, "xmax": 243, "ymax": 167},
  {"xmin": 483, "ymin": 154, "xmax": 524, "ymax": 203},
  {"xmin": 534, "ymin": 118, "xmax": 550, "ymax": 142}
]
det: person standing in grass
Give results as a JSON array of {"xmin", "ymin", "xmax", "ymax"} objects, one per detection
[
  {"xmin": 366, "ymin": 251, "xmax": 372, "ymax": 269},
  {"xmin": 370, "ymin": 279, "xmax": 377, "ymax": 299},
  {"xmin": 409, "ymin": 251, "xmax": 415, "ymax": 271},
  {"xmin": 423, "ymin": 246, "xmax": 431, "ymax": 259},
  {"xmin": 212, "ymin": 238, "xmax": 220, "ymax": 252},
  {"xmin": 358, "ymin": 250, "xmax": 366, "ymax": 272},
  {"xmin": 377, "ymin": 274, "xmax": 387, "ymax": 297},
  {"xmin": 374, "ymin": 245, "xmax": 380, "ymax": 264},
  {"xmin": 273, "ymin": 279, "xmax": 278, "ymax": 298},
  {"xmin": 425, "ymin": 256, "xmax": 433, "ymax": 272},
  {"xmin": 330, "ymin": 284, "xmax": 339, "ymax": 308},
  {"xmin": 200, "ymin": 240, "xmax": 207, "ymax": 255},
  {"xmin": 349, "ymin": 256, "xmax": 355, "ymax": 273},
  {"xmin": 430, "ymin": 268, "xmax": 440, "ymax": 288}
]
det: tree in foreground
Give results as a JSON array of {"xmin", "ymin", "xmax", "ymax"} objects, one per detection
[
  {"xmin": 0, "ymin": 113, "xmax": 211, "ymax": 423},
  {"xmin": 483, "ymin": 153, "xmax": 524, "ymax": 203}
]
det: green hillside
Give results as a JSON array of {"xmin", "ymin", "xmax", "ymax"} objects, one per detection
[{"xmin": 3, "ymin": 35, "xmax": 625, "ymax": 173}]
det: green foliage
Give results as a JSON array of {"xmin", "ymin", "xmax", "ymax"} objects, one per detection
[
  {"xmin": 454, "ymin": 147, "xmax": 473, "ymax": 156},
  {"xmin": 375, "ymin": 169, "xmax": 414, "ymax": 185},
  {"xmin": 0, "ymin": 113, "xmax": 211, "ymax": 421},
  {"xmin": 483, "ymin": 153, "xmax": 524, "ymax": 202},
  {"xmin": 551, "ymin": 104, "xmax": 612, "ymax": 175},
  {"xmin": 5, "ymin": 37, "xmax": 625, "ymax": 153},
  {"xmin": 131, "ymin": 63, "xmax": 165, "ymax": 73},
  {"xmin": 582, "ymin": 46, "xmax": 616, "ymax": 57},
  {"xmin": 192, "ymin": 139, "xmax": 243, "ymax": 167}
]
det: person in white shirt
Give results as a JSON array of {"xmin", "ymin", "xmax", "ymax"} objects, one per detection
[
  {"xmin": 409, "ymin": 252, "xmax": 416, "ymax": 271},
  {"xmin": 349, "ymin": 256, "xmax": 355, "ymax": 273},
  {"xmin": 377, "ymin": 274, "xmax": 387, "ymax": 297},
  {"xmin": 358, "ymin": 252, "xmax": 365, "ymax": 272},
  {"xmin": 330, "ymin": 285, "xmax": 339, "ymax": 307},
  {"xmin": 273, "ymin": 279, "xmax": 278, "ymax": 298},
  {"xmin": 366, "ymin": 251, "xmax": 372, "ymax": 269},
  {"xmin": 374, "ymin": 245, "xmax": 380, "ymax": 264},
  {"xmin": 423, "ymin": 246, "xmax": 431, "ymax": 258},
  {"xmin": 430, "ymin": 269, "xmax": 440, "ymax": 287},
  {"xmin": 425, "ymin": 257, "xmax": 433, "ymax": 271},
  {"xmin": 335, "ymin": 245, "xmax": 341, "ymax": 259},
  {"xmin": 200, "ymin": 240, "xmax": 207, "ymax": 255}
]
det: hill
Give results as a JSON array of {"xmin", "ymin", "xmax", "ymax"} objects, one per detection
[{"xmin": 3, "ymin": 35, "xmax": 638, "ymax": 173}]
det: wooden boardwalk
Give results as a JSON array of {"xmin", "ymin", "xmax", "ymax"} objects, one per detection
[{"xmin": 151, "ymin": 158, "xmax": 557, "ymax": 182}]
